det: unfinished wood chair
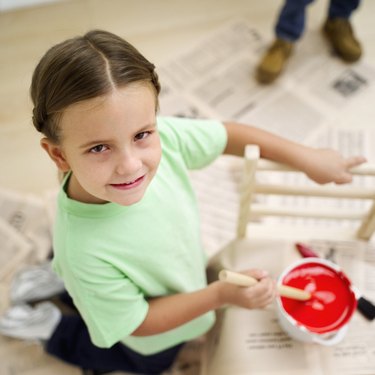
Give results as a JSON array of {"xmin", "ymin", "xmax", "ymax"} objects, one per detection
[
  {"xmin": 202, "ymin": 146, "xmax": 375, "ymax": 375},
  {"xmin": 207, "ymin": 143, "xmax": 375, "ymax": 277},
  {"xmin": 237, "ymin": 144, "xmax": 375, "ymax": 242}
]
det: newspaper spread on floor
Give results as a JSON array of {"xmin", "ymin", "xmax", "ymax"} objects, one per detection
[
  {"xmin": 157, "ymin": 19, "xmax": 375, "ymax": 257},
  {"xmin": 0, "ymin": 188, "xmax": 52, "ymax": 282},
  {"xmin": 156, "ymin": 19, "xmax": 375, "ymax": 375}
]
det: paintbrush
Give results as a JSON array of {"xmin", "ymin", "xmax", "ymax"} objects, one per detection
[
  {"xmin": 295, "ymin": 242, "xmax": 375, "ymax": 321},
  {"xmin": 219, "ymin": 269, "xmax": 311, "ymax": 301}
]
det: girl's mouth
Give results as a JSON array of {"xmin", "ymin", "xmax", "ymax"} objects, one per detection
[{"xmin": 110, "ymin": 175, "xmax": 145, "ymax": 190}]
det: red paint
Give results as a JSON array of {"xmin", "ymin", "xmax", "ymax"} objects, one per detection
[
  {"xmin": 295, "ymin": 242, "xmax": 319, "ymax": 258},
  {"xmin": 280, "ymin": 261, "xmax": 357, "ymax": 334}
]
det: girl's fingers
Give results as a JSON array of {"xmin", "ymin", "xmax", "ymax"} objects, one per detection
[
  {"xmin": 336, "ymin": 156, "xmax": 367, "ymax": 184},
  {"xmin": 244, "ymin": 278, "xmax": 276, "ymax": 308},
  {"xmin": 346, "ymin": 155, "xmax": 367, "ymax": 169},
  {"xmin": 242, "ymin": 268, "xmax": 269, "ymax": 280}
]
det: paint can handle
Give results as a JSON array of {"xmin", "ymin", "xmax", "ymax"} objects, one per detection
[{"xmin": 312, "ymin": 325, "xmax": 348, "ymax": 346}]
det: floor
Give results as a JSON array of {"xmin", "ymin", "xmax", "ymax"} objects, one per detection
[{"xmin": 0, "ymin": 0, "xmax": 374, "ymax": 374}]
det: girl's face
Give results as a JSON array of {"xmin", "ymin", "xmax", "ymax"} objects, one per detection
[{"xmin": 43, "ymin": 84, "xmax": 161, "ymax": 206}]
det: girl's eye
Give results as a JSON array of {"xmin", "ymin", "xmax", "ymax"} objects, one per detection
[
  {"xmin": 89, "ymin": 144, "xmax": 108, "ymax": 153},
  {"xmin": 134, "ymin": 131, "xmax": 151, "ymax": 141}
]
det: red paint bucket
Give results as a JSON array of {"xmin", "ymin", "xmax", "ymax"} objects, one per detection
[{"xmin": 276, "ymin": 258, "xmax": 357, "ymax": 346}]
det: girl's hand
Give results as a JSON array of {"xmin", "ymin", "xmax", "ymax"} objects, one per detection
[
  {"xmin": 302, "ymin": 148, "xmax": 366, "ymax": 185},
  {"xmin": 217, "ymin": 269, "xmax": 276, "ymax": 309}
]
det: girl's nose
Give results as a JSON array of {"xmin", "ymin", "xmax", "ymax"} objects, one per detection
[{"xmin": 115, "ymin": 150, "xmax": 142, "ymax": 175}]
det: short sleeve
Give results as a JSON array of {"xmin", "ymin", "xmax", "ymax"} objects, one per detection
[
  {"xmin": 53, "ymin": 250, "xmax": 149, "ymax": 348},
  {"xmin": 157, "ymin": 117, "xmax": 227, "ymax": 169}
]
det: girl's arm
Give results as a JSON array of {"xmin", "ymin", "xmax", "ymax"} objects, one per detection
[
  {"xmin": 132, "ymin": 269, "xmax": 275, "ymax": 336},
  {"xmin": 223, "ymin": 122, "xmax": 366, "ymax": 184}
]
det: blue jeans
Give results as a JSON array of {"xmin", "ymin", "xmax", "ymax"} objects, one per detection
[
  {"xmin": 45, "ymin": 293, "xmax": 183, "ymax": 374},
  {"xmin": 275, "ymin": 0, "xmax": 361, "ymax": 42}
]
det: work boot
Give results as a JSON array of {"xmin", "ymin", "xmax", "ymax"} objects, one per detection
[
  {"xmin": 323, "ymin": 18, "xmax": 362, "ymax": 62},
  {"xmin": 256, "ymin": 38, "xmax": 293, "ymax": 84}
]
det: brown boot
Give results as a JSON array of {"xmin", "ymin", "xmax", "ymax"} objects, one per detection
[
  {"xmin": 256, "ymin": 38, "xmax": 293, "ymax": 84},
  {"xmin": 323, "ymin": 18, "xmax": 362, "ymax": 62}
]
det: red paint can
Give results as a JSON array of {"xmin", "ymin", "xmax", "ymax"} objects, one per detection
[{"xmin": 276, "ymin": 258, "xmax": 357, "ymax": 346}]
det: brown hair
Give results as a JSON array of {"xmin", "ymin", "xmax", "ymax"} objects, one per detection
[{"xmin": 30, "ymin": 30, "xmax": 160, "ymax": 143}]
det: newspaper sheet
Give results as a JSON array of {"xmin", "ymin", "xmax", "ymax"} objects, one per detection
[
  {"xmin": 157, "ymin": 19, "xmax": 375, "ymax": 256},
  {"xmin": 156, "ymin": 19, "xmax": 375, "ymax": 374},
  {"xmin": 0, "ymin": 219, "xmax": 32, "ymax": 282},
  {"xmin": 0, "ymin": 188, "xmax": 52, "ymax": 281},
  {"xmin": 158, "ymin": 20, "xmax": 375, "ymax": 143}
]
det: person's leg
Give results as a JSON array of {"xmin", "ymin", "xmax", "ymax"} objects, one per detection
[
  {"xmin": 323, "ymin": 0, "xmax": 362, "ymax": 62},
  {"xmin": 276, "ymin": 0, "xmax": 315, "ymax": 42},
  {"xmin": 57, "ymin": 290, "xmax": 78, "ymax": 311},
  {"xmin": 328, "ymin": 0, "xmax": 360, "ymax": 19},
  {"xmin": 46, "ymin": 315, "xmax": 182, "ymax": 374},
  {"xmin": 256, "ymin": 0, "xmax": 315, "ymax": 84}
]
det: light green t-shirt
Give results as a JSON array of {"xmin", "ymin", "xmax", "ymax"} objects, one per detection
[{"xmin": 52, "ymin": 117, "xmax": 227, "ymax": 355}]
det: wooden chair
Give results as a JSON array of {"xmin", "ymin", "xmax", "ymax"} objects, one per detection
[
  {"xmin": 202, "ymin": 145, "xmax": 375, "ymax": 375},
  {"xmin": 207, "ymin": 144, "xmax": 375, "ymax": 279},
  {"xmin": 237, "ymin": 144, "xmax": 375, "ymax": 241}
]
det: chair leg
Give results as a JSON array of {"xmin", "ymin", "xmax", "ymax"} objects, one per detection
[{"xmin": 357, "ymin": 201, "xmax": 375, "ymax": 240}]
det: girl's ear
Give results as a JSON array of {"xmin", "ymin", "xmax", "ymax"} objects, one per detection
[{"xmin": 40, "ymin": 138, "xmax": 70, "ymax": 172}]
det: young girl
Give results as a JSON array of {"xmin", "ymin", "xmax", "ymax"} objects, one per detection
[{"xmin": 8, "ymin": 30, "xmax": 366, "ymax": 373}]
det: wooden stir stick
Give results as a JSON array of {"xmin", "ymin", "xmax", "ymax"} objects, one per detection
[{"xmin": 219, "ymin": 270, "xmax": 311, "ymax": 301}]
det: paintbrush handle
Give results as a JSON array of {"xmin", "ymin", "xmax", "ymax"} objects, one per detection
[
  {"xmin": 219, "ymin": 270, "xmax": 311, "ymax": 301},
  {"xmin": 219, "ymin": 270, "xmax": 258, "ymax": 287},
  {"xmin": 278, "ymin": 284, "xmax": 311, "ymax": 301}
]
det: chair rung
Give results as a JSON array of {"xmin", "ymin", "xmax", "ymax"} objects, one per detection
[
  {"xmin": 255, "ymin": 183, "xmax": 375, "ymax": 199},
  {"xmin": 250, "ymin": 205, "xmax": 365, "ymax": 220},
  {"xmin": 257, "ymin": 160, "xmax": 375, "ymax": 176}
]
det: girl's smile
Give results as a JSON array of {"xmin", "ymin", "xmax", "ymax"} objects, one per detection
[{"xmin": 109, "ymin": 175, "xmax": 146, "ymax": 190}]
